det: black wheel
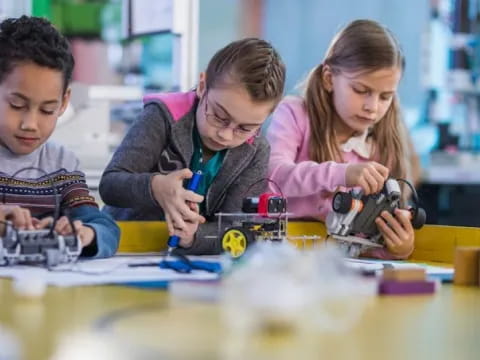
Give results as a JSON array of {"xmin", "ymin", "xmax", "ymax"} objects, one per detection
[
  {"xmin": 221, "ymin": 226, "xmax": 255, "ymax": 258},
  {"xmin": 411, "ymin": 207, "xmax": 427, "ymax": 229},
  {"xmin": 332, "ymin": 192, "xmax": 352, "ymax": 214}
]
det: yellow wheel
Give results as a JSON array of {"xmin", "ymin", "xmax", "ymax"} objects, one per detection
[{"xmin": 222, "ymin": 227, "xmax": 253, "ymax": 258}]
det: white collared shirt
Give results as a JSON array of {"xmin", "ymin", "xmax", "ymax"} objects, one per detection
[{"xmin": 340, "ymin": 130, "xmax": 372, "ymax": 159}]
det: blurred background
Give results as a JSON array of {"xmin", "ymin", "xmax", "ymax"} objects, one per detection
[{"xmin": 1, "ymin": 0, "xmax": 479, "ymax": 227}]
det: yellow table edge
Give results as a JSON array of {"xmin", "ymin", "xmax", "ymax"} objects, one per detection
[{"xmin": 117, "ymin": 221, "xmax": 480, "ymax": 264}]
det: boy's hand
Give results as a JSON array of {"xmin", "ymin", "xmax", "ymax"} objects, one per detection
[
  {"xmin": 54, "ymin": 216, "xmax": 95, "ymax": 247},
  {"xmin": 375, "ymin": 209, "xmax": 414, "ymax": 258},
  {"xmin": 35, "ymin": 216, "xmax": 95, "ymax": 247},
  {"xmin": 0, "ymin": 205, "xmax": 35, "ymax": 235},
  {"xmin": 151, "ymin": 169, "xmax": 206, "ymax": 235},
  {"xmin": 346, "ymin": 162, "xmax": 389, "ymax": 195}
]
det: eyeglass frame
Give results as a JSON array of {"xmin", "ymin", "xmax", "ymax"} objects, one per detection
[{"xmin": 202, "ymin": 92, "xmax": 261, "ymax": 137}]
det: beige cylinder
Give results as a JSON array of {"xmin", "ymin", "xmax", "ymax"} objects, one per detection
[{"xmin": 453, "ymin": 247, "xmax": 480, "ymax": 286}]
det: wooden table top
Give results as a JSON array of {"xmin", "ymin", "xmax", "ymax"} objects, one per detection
[{"xmin": 1, "ymin": 278, "xmax": 479, "ymax": 360}]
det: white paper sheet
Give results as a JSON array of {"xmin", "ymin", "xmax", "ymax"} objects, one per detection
[
  {"xmin": 343, "ymin": 258, "xmax": 454, "ymax": 279},
  {"xmin": 0, "ymin": 255, "xmax": 220, "ymax": 287}
]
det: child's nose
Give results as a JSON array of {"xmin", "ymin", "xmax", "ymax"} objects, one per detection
[
  {"xmin": 217, "ymin": 126, "xmax": 234, "ymax": 141},
  {"xmin": 363, "ymin": 96, "xmax": 379, "ymax": 114},
  {"xmin": 19, "ymin": 112, "xmax": 39, "ymax": 131}
]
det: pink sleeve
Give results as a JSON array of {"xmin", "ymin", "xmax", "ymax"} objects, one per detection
[
  {"xmin": 266, "ymin": 101, "xmax": 349, "ymax": 197},
  {"xmin": 362, "ymin": 247, "xmax": 413, "ymax": 260}
]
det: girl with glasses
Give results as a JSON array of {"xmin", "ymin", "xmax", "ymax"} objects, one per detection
[{"xmin": 100, "ymin": 38, "xmax": 286, "ymax": 254}]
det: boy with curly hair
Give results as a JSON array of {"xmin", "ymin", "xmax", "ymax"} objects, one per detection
[{"xmin": 0, "ymin": 16, "xmax": 119, "ymax": 258}]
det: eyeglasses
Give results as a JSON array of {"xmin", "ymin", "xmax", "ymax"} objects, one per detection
[{"xmin": 203, "ymin": 93, "xmax": 261, "ymax": 137}]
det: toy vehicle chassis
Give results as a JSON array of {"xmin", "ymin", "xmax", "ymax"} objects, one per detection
[
  {"xmin": 216, "ymin": 212, "xmax": 288, "ymax": 257},
  {"xmin": 215, "ymin": 212, "xmax": 320, "ymax": 257}
]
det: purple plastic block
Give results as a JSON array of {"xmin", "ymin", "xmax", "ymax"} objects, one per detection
[{"xmin": 378, "ymin": 280, "xmax": 436, "ymax": 295}]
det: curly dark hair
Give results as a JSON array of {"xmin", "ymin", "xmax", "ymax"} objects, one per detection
[{"xmin": 0, "ymin": 15, "xmax": 74, "ymax": 93}]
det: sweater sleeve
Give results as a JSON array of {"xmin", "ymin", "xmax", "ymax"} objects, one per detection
[
  {"xmin": 69, "ymin": 205, "xmax": 120, "ymax": 258},
  {"xmin": 266, "ymin": 100, "xmax": 349, "ymax": 197},
  {"xmin": 177, "ymin": 139, "xmax": 270, "ymax": 255},
  {"xmin": 99, "ymin": 103, "xmax": 169, "ymax": 210},
  {"xmin": 362, "ymin": 246, "xmax": 413, "ymax": 260}
]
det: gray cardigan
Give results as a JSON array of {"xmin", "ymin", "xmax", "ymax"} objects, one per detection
[{"xmin": 99, "ymin": 94, "xmax": 269, "ymax": 254}]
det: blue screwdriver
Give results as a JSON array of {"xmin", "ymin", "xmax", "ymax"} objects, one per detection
[{"xmin": 166, "ymin": 170, "xmax": 203, "ymax": 257}]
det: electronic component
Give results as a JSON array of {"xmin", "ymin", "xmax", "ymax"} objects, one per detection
[
  {"xmin": 0, "ymin": 228, "xmax": 81, "ymax": 267},
  {"xmin": 326, "ymin": 178, "xmax": 426, "ymax": 252},
  {"xmin": 242, "ymin": 193, "xmax": 287, "ymax": 216}
]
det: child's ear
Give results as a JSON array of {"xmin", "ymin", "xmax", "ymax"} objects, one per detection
[
  {"xmin": 58, "ymin": 87, "xmax": 71, "ymax": 116},
  {"xmin": 196, "ymin": 72, "xmax": 206, "ymax": 98},
  {"xmin": 322, "ymin": 65, "xmax": 333, "ymax": 93}
]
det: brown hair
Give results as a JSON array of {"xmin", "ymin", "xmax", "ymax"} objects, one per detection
[
  {"xmin": 304, "ymin": 19, "xmax": 408, "ymax": 179},
  {"xmin": 205, "ymin": 38, "xmax": 286, "ymax": 104}
]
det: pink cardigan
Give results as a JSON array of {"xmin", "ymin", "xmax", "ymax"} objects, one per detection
[
  {"xmin": 266, "ymin": 96, "xmax": 409, "ymax": 259},
  {"xmin": 266, "ymin": 96, "xmax": 371, "ymax": 220}
]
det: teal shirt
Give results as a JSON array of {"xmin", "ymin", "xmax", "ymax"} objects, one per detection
[{"xmin": 190, "ymin": 125, "xmax": 226, "ymax": 212}]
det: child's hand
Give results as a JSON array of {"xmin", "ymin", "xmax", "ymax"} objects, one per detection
[
  {"xmin": 0, "ymin": 205, "xmax": 35, "ymax": 235},
  {"xmin": 54, "ymin": 216, "xmax": 95, "ymax": 247},
  {"xmin": 151, "ymin": 169, "xmax": 206, "ymax": 235},
  {"xmin": 375, "ymin": 209, "xmax": 414, "ymax": 258},
  {"xmin": 345, "ymin": 162, "xmax": 389, "ymax": 195},
  {"xmin": 175, "ymin": 203, "xmax": 202, "ymax": 249},
  {"xmin": 35, "ymin": 216, "xmax": 95, "ymax": 247}
]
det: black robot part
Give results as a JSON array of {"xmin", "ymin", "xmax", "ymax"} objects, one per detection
[
  {"xmin": 331, "ymin": 178, "xmax": 426, "ymax": 239},
  {"xmin": 242, "ymin": 196, "xmax": 287, "ymax": 214}
]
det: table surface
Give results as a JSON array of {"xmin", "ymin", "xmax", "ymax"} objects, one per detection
[
  {"xmin": 2, "ymin": 221, "xmax": 480, "ymax": 360},
  {"xmin": 1, "ymin": 278, "xmax": 479, "ymax": 360}
]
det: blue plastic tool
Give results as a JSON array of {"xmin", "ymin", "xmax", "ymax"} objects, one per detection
[
  {"xmin": 128, "ymin": 259, "xmax": 222, "ymax": 274},
  {"xmin": 159, "ymin": 259, "xmax": 222, "ymax": 273},
  {"xmin": 166, "ymin": 170, "xmax": 203, "ymax": 256}
]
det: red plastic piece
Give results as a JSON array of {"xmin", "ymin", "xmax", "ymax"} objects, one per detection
[{"xmin": 258, "ymin": 193, "xmax": 279, "ymax": 216}]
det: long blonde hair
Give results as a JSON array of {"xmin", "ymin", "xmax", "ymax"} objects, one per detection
[{"xmin": 304, "ymin": 19, "xmax": 408, "ymax": 179}]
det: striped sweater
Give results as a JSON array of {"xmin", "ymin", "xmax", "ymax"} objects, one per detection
[
  {"xmin": 0, "ymin": 169, "xmax": 97, "ymax": 217},
  {"xmin": 0, "ymin": 142, "xmax": 119, "ymax": 258}
]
